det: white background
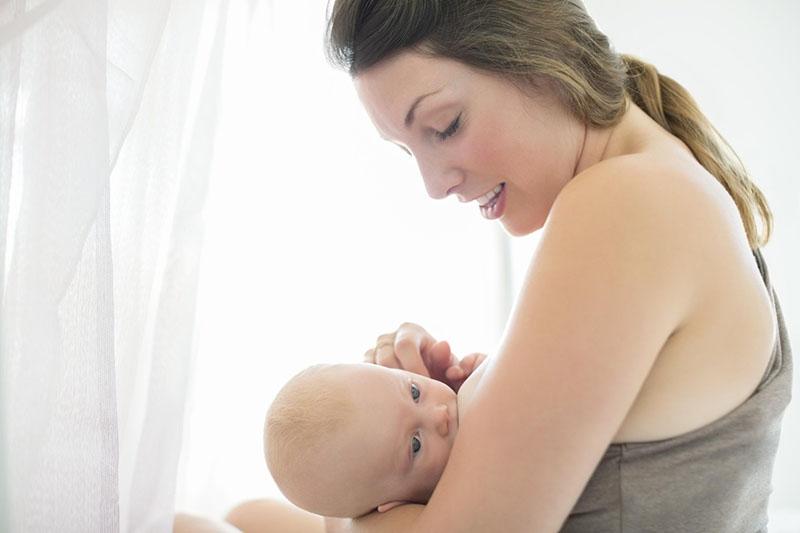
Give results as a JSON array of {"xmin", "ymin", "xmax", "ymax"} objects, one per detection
[{"xmin": 175, "ymin": 0, "xmax": 800, "ymax": 526}]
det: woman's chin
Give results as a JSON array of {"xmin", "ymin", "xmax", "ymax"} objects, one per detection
[{"xmin": 501, "ymin": 219, "xmax": 535, "ymax": 237}]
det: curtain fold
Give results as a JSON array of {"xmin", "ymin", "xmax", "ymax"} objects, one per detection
[{"xmin": 0, "ymin": 0, "xmax": 229, "ymax": 530}]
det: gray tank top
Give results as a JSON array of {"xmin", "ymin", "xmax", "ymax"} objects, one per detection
[{"xmin": 561, "ymin": 248, "xmax": 793, "ymax": 533}]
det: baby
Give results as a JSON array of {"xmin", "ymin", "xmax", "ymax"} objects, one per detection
[{"xmin": 264, "ymin": 359, "xmax": 484, "ymax": 518}]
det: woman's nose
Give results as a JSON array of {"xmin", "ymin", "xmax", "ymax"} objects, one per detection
[
  {"xmin": 417, "ymin": 158, "xmax": 462, "ymax": 200},
  {"xmin": 431, "ymin": 403, "xmax": 449, "ymax": 437}
]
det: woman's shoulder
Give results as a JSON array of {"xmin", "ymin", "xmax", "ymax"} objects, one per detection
[
  {"xmin": 550, "ymin": 144, "xmax": 763, "ymax": 343},
  {"xmin": 547, "ymin": 149, "xmax": 705, "ymax": 258},
  {"xmin": 557, "ymin": 148, "xmax": 777, "ymax": 443},
  {"xmin": 563, "ymin": 147, "xmax": 723, "ymax": 211},
  {"xmin": 554, "ymin": 146, "xmax": 745, "ymax": 261}
]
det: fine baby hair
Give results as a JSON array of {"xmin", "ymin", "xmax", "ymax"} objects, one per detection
[{"xmin": 264, "ymin": 363, "xmax": 361, "ymax": 517}]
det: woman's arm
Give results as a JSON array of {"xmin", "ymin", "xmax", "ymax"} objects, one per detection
[{"xmin": 352, "ymin": 159, "xmax": 698, "ymax": 532}]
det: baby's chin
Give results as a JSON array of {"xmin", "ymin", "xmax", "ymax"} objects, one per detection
[
  {"xmin": 410, "ymin": 477, "xmax": 439, "ymax": 507},
  {"xmin": 373, "ymin": 474, "xmax": 441, "ymax": 513}
]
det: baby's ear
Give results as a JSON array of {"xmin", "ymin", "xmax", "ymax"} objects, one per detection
[{"xmin": 376, "ymin": 501, "xmax": 407, "ymax": 513}]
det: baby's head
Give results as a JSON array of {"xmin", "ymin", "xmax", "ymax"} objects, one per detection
[{"xmin": 264, "ymin": 362, "xmax": 458, "ymax": 517}]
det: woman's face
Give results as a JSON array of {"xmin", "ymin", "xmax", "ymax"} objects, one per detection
[{"xmin": 354, "ymin": 50, "xmax": 588, "ymax": 236}]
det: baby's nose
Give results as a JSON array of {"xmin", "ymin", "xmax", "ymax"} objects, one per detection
[{"xmin": 433, "ymin": 404, "xmax": 449, "ymax": 437}]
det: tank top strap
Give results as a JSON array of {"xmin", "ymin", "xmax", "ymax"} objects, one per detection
[{"xmin": 751, "ymin": 247, "xmax": 789, "ymax": 392}]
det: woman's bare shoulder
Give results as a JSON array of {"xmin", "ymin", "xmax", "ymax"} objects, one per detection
[
  {"xmin": 557, "ymin": 148, "xmax": 742, "ymax": 264},
  {"xmin": 565, "ymin": 148, "xmax": 713, "ymax": 203}
]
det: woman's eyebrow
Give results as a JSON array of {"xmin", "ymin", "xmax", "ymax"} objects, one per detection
[{"xmin": 404, "ymin": 88, "xmax": 443, "ymax": 128}]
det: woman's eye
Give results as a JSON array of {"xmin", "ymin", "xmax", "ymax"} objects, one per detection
[
  {"xmin": 434, "ymin": 113, "xmax": 461, "ymax": 141},
  {"xmin": 410, "ymin": 383, "xmax": 420, "ymax": 402},
  {"xmin": 411, "ymin": 434, "xmax": 422, "ymax": 456}
]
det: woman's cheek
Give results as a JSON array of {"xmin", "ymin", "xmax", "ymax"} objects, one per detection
[{"xmin": 462, "ymin": 130, "xmax": 503, "ymax": 176}]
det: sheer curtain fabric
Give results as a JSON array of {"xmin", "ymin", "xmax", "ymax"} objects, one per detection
[{"xmin": 0, "ymin": 0, "xmax": 230, "ymax": 531}]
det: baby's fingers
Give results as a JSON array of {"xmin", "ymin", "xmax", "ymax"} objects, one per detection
[
  {"xmin": 461, "ymin": 352, "xmax": 488, "ymax": 372},
  {"xmin": 363, "ymin": 348, "xmax": 375, "ymax": 363},
  {"xmin": 394, "ymin": 335, "xmax": 430, "ymax": 377},
  {"xmin": 372, "ymin": 333, "xmax": 401, "ymax": 368},
  {"xmin": 446, "ymin": 353, "xmax": 487, "ymax": 381},
  {"xmin": 445, "ymin": 365, "xmax": 467, "ymax": 381},
  {"xmin": 428, "ymin": 340, "xmax": 455, "ymax": 369}
]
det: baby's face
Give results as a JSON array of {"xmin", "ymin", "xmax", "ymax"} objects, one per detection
[{"xmin": 325, "ymin": 363, "xmax": 459, "ymax": 515}]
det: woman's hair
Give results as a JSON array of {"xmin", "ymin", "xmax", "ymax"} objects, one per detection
[{"xmin": 326, "ymin": 0, "xmax": 772, "ymax": 249}]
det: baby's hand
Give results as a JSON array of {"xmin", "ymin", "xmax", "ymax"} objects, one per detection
[
  {"xmin": 444, "ymin": 352, "xmax": 487, "ymax": 392},
  {"xmin": 364, "ymin": 323, "xmax": 454, "ymax": 379},
  {"xmin": 363, "ymin": 322, "xmax": 483, "ymax": 392}
]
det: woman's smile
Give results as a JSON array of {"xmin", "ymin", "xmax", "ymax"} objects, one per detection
[{"xmin": 478, "ymin": 182, "xmax": 506, "ymax": 220}]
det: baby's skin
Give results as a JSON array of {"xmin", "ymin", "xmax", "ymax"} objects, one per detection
[{"xmin": 265, "ymin": 359, "xmax": 487, "ymax": 518}]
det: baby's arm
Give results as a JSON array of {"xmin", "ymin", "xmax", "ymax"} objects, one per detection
[
  {"xmin": 223, "ymin": 499, "xmax": 328, "ymax": 532},
  {"xmin": 223, "ymin": 498, "xmax": 354, "ymax": 533}
]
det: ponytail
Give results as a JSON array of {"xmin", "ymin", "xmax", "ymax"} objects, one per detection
[{"xmin": 621, "ymin": 55, "xmax": 772, "ymax": 249}]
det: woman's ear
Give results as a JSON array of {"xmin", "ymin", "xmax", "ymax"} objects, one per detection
[{"xmin": 376, "ymin": 501, "xmax": 407, "ymax": 513}]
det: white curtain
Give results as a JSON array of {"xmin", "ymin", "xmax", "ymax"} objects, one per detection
[{"xmin": 0, "ymin": 0, "xmax": 232, "ymax": 530}]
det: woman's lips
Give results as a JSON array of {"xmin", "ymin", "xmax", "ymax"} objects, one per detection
[{"xmin": 480, "ymin": 182, "xmax": 506, "ymax": 220}]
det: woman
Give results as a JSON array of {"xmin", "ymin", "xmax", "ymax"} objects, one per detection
[{"xmin": 178, "ymin": 1, "xmax": 792, "ymax": 531}]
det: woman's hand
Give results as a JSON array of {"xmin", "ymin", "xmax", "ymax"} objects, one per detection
[{"xmin": 363, "ymin": 322, "xmax": 486, "ymax": 392}]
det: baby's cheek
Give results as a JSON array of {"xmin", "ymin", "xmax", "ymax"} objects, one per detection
[
  {"xmin": 430, "ymin": 451, "xmax": 450, "ymax": 492},
  {"xmin": 416, "ymin": 476, "xmax": 437, "ymax": 503}
]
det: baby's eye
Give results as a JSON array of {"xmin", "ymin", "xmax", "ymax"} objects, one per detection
[
  {"xmin": 411, "ymin": 433, "xmax": 422, "ymax": 456},
  {"xmin": 410, "ymin": 383, "xmax": 420, "ymax": 402}
]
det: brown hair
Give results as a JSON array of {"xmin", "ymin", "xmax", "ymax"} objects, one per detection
[{"xmin": 326, "ymin": 0, "xmax": 772, "ymax": 248}]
